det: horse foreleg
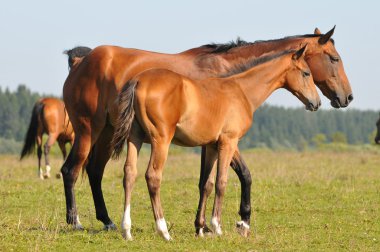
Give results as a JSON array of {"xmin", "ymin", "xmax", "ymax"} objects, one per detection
[
  {"xmin": 86, "ymin": 125, "xmax": 115, "ymax": 230},
  {"xmin": 210, "ymin": 137, "xmax": 238, "ymax": 236},
  {"xmin": 61, "ymin": 132, "xmax": 92, "ymax": 230},
  {"xmin": 195, "ymin": 144, "xmax": 217, "ymax": 237},
  {"xmin": 230, "ymin": 150, "xmax": 252, "ymax": 237}
]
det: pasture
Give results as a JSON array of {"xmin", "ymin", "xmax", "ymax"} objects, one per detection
[{"xmin": 1, "ymin": 147, "xmax": 380, "ymax": 251}]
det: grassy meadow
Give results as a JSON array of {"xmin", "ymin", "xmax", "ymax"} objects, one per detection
[{"xmin": 1, "ymin": 146, "xmax": 380, "ymax": 251}]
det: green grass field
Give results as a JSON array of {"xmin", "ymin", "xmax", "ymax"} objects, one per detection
[{"xmin": 1, "ymin": 147, "xmax": 380, "ymax": 251}]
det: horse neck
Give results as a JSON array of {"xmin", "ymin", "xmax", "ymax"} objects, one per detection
[
  {"xmin": 230, "ymin": 56, "xmax": 291, "ymax": 112},
  {"xmin": 219, "ymin": 37, "xmax": 309, "ymax": 65},
  {"xmin": 181, "ymin": 37, "xmax": 313, "ymax": 78}
]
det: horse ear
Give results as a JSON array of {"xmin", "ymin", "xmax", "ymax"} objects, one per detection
[
  {"xmin": 318, "ymin": 25, "xmax": 336, "ymax": 45},
  {"xmin": 314, "ymin": 28, "xmax": 321, "ymax": 35},
  {"xmin": 292, "ymin": 44, "xmax": 308, "ymax": 60}
]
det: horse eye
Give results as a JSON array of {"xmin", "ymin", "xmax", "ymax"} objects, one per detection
[
  {"xmin": 302, "ymin": 71, "xmax": 310, "ymax": 77},
  {"xmin": 330, "ymin": 56, "xmax": 340, "ymax": 63}
]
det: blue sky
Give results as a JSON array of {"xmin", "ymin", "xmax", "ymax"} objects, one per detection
[{"xmin": 0, "ymin": 0, "xmax": 379, "ymax": 110}]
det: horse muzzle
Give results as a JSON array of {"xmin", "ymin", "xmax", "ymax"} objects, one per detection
[
  {"xmin": 306, "ymin": 100, "xmax": 321, "ymax": 111},
  {"xmin": 330, "ymin": 93, "xmax": 354, "ymax": 108},
  {"xmin": 375, "ymin": 136, "xmax": 380, "ymax": 144}
]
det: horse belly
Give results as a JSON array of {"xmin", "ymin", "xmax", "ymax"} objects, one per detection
[{"xmin": 172, "ymin": 121, "xmax": 219, "ymax": 147}]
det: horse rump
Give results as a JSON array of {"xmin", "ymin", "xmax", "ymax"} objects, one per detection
[{"xmin": 20, "ymin": 101, "xmax": 44, "ymax": 159}]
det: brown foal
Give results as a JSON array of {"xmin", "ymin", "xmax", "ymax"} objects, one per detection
[
  {"xmin": 111, "ymin": 46, "xmax": 321, "ymax": 240},
  {"xmin": 62, "ymin": 27, "xmax": 352, "ymax": 233},
  {"xmin": 20, "ymin": 98, "xmax": 74, "ymax": 179}
]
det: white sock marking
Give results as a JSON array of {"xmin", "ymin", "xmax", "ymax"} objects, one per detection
[
  {"xmin": 156, "ymin": 218, "xmax": 171, "ymax": 241},
  {"xmin": 38, "ymin": 168, "xmax": 43, "ymax": 179},
  {"xmin": 121, "ymin": 204, "xmax": 132, "ymax": 240},
  {"xmin": 211, "ymin": 217, "xmax": 222, "ymax": 235},
  {"xmin": 76, "ymin": 215, "xmax": 82, "ymax": 225},
  {"xmin": 236, "ymin": 220, "xmax": 250, "ymax": 230},
  {"xmin": 122, "ymin": 204, "xmax": 131, "ymax": 229}
]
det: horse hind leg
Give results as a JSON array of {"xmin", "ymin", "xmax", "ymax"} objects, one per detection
[
  {"xmin": 121, "ymin": 135, "xmax": 143, "ymax": 240},
  {"xmin": 56, "ymin": 140, "xmax": 67, "ymax": 179},
  {"xmin": 58, "ymin": 140, "xmax": 67, "ymax": 160},
  {"xmin": 86, "ymin": 125, "xmax": 116, "ymax": 230},
  {"xmin": 43, "ymin": 134, "xmax": 58, "ymax": 179},
  {"xmin": 145, "ymin": 140, "xmax": 171, "ymax": 241},
  {"xmin": 37, "ymin": 135, "xmax": 43, "ymax": 179},
  {"xmin": 61, "ymin": 132, "xmax": 92, "ymax": 230}
]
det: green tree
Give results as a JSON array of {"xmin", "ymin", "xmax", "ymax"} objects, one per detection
[
  {"xmin": 312, "ymin": 133, "xmax": 327, "ymax": 148},
  {"xmin": 330, "ymin": 131, "xmax": 347, "ymax": 144}
]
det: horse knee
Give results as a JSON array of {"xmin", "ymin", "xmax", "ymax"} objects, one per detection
[
  {"xmin": 243, "ymin": 170, "xmax": 252, "ymax": 187},
  {"xmin": 216, "ymin": 178, "xmax": 228, "ymax": 195},
  {"xmin": 44, "ymin": 144, "xmax": 50, "ymax": 155},
  {"xmin": 37, "ymin": 147, "xmax": 42, "ymax": 158},
  {"xmin": 204, "ymin": 180, "xmax": 214, "ymax": 196},
  {"xmin": 145, "ymin": 170, "xmax": 160, "ymax": 194}
]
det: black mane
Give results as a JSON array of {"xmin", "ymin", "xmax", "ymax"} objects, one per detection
[
  {"xmin": 203, "ymin": 37, "xmax": 253, "ymax": 53},
  {"xmin": 63, "ymin": 46, "xmax": 92, "ymax": 69},
  {"xmin": 203, "ymin": 34, "xmax": 334, "ymax": 54},
  {"xmin": 221, "ymin": 49, "xmax": 295, "ymax": 77}
]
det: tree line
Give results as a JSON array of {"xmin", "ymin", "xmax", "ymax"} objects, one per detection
[{"xmin": 0, "ymin": 85, "xmax": 378, "ymax": 153}]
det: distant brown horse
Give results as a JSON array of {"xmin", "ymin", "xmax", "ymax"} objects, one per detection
[
  {"xmin": 20, "ymin": 98, "xmax": 74, "ymax": 179},
  {"xmin": 375, "ymin": 113, "xmax": 380, "ymax": 144},
  {"xmin": 111, "ymin": 46, "xmax": 320, "ymax": 240},
  {"xmin": 62, "ymin": 27, "xmax": 352, "ymax": 232}
]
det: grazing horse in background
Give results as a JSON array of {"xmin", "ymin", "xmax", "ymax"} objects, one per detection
[
  {"xmin": 111, "ymin": 46, "xmax": 320, "ymax": 240},
  {"xmin": 62, "ymin": 27, "xmax": 352, "ymax": 234},
  {"xmin": 20, "ymin": 98, "xmax": 74, "ymax": 179},
  {"xmin": 375, "ymin": 113, "xmax": 380, "ymax": 144}
]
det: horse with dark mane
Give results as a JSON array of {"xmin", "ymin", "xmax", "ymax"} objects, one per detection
[
  {"xmin": 375, "ymin": 113, "xmax": 380, "ymax": 144},
  {"xmin": 111, "ymin": 46, "xmax": 320, "ymax": 240},
  {"xmin": 20, "ymin": 98, "xmax": 74, "ymax": 179},
  {"xmin": 61, "ymin": 27, "xmax": 352, "ymax": 235}
]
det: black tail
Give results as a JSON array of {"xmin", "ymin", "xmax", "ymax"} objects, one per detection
[
  {"xmin": 111, "ymin": 79, "xmax": 138, "ymax": 159},
  {"xmin": 63, "ymin": 46, "xmax": 92, "ymax": 69},
  {"xmin": 20, "ymin": 101, "xmax": 44, "ymax": 159}
]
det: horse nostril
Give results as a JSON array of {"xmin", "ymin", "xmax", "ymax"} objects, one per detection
[
  {"xmin": 307, "ymin": 102, "xmax": 317, "ymax": 111},
  {"xmin": 347, "ymin": 94, "xmax": 354, "ymax": 102}
]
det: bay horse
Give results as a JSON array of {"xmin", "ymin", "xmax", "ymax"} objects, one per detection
[
  {"xmin": 111, "ymin": 46, "xmax": 320, "ymax": 240},
  {"xmin": 375, "ymin": 113, "xmax": 380, "ymax": 144},
  {"xmin": 62, "ymin": 27, "xmax": 352, "ymax": 233},
  {"xmin": 20, "ymin": 98, "xmax": 74, "ymax": 179}
]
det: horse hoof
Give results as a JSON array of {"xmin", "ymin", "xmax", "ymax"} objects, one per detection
[
  {"xmin": 56, "ymin": 173, "xmax": 62, "ymax": 179},
  {"xmin": 73, "ymin": 223, "xmax": 84, "ymax": 230},
  {"xmin": 43, "ymin": 172, "xmax": 51, "ymax": 179},
  {"xmin": 236, "ymin": 221, "xmax": 250, "ymax": 237},
  {"xmin": 122, "ymin": 229, "xmax": 133, "ymax": 241},
  {"xmin": 196, "ymin": 225, "xmax": 213, "ymax": 237},
  {"xmin": 104, "ymin": 223, "xmax": 117, "ymax": 231},
  {"xmin": 210, "ymin": 218, "xmax": 223, "ymax": 236},
  {"xmin": 158, "ymin": 231, "xmax": 172, "ymax": 241}
]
